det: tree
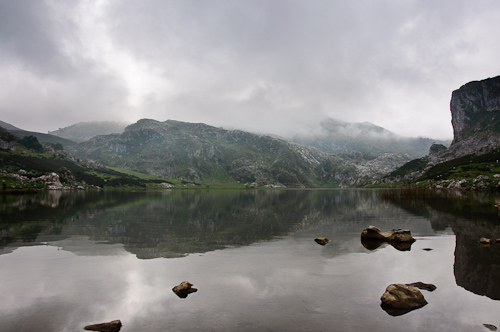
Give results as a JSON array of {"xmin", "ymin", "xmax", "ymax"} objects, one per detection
[
  {"xmin": 19, "ymin": 135, "xmax": 43, "ymax": 152},
  {"xmin": 54, "ymin": 142, "xmax": 64, "ymax": 151}
]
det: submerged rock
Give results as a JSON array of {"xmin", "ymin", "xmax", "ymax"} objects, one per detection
[
  {"xmin": 172, "ymin": 281, "xmax": 198, "ymax": 298},
  {"xmin": 361, "ymin": 226, "xmax": 416, "ymax": 243},
  {"xmin": 314, "ymin": 237, "xmax": 329, "ymax": 246},
  {"xmin": 380, "ymin": 284, "xmax": 428, "ymax": 316},
  {"xmin": 84, "ymin": 320, "xmax": 122, "ymax": 332}
]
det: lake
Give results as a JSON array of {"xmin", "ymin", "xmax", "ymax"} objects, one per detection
[{"xmin": 1, "ymin": 189, "xmax": 500, "ymax": 332}]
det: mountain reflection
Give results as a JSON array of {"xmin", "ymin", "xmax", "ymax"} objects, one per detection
[
  {"xmin": 4, "ymin": 187, "xmax": 500, "ymax": 302},
  {"xmin": 2, "ymin": 189, "xmax": 386, "ymax": 258},
  {"xmin": 381, "ymin": 189, "xmax": 500, "ymax": 300}
]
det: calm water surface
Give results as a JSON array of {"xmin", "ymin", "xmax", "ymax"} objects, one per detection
[{"xmin": 1, "ymin": 189, "xmax": 500, "ymax": 331}]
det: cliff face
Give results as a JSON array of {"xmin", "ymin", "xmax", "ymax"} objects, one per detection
[
  {"xmin": 435, "ymin": 76, "xmax": 500, "ymax": 161},
  {"xmin": 451, "ymin": 76, "xmax": 500, "ymax": 142}
]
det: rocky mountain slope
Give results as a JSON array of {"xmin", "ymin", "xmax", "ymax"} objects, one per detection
[
  {"xmin": 48, "ymin": 121, "xmax": 129, "ymax": 142},
  {"xmin": 380, "ymin": 75, "xmax": 500, "ymax": 189},
  {"xmin": 72, "ymin": 119, "xmax": 331, "ymax": 187},
  {"xmin": 70, "ymin": 119, "xmax": 416, "ymax": 187}
]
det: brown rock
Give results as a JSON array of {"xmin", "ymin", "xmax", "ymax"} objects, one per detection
[
  {"xmin": 480, "ymin": 237, "xmax": 492, "ymax": 244},
  {"xmin": 314, "ymin": 237, "xmax": 329, "ymax": 246},
  {"xmin": 361, "ymin": 226, "xmax": 416, "ymax": 243},
  {"xmin": 380, "ymin": 284, "xmax": 428, "ymax": 310},
  {"xmin": 405, "ymin": 282, "xmax": 437, "ymax": 292},
  {"xmin": 84, "ymin": 320, "xmax": 122, "ymax": 332},
  {"xmin": 172, "ymin": 281, "xmax": 198, "ymax": 298}
]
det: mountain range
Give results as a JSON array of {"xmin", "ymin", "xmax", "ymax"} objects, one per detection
[
  {"xmin": 1, "ymin": 116, "xmax": 445, "ymax": 187},
  {"xmin": 4, "ymin": 75, "xmax": 499, "ymax": 189}
]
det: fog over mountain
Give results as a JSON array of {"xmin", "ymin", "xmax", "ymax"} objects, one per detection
[{"xmin": 1, "ymin": 1, "xmax": 499, "ymax": 139}]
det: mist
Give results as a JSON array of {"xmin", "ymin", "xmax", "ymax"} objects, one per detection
[{"xmin": 1, "ymin": 0, "xmax": 499, "ymax": 139}]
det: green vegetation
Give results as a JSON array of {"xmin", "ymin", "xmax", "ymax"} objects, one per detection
[
  {"xmin": 423, "ymin": 150, "xmax": 500, "ymax": 181},
  {"xmin": 0, "ymin": 145, "xmax": 202, "ymax": 190},
  {"xmin": 371, "ymin": 148, "xmax": 500, "ymax": 190},
  {"xmin": 19, "ymin": 135, "xmax": 43, "ymax": 152}
]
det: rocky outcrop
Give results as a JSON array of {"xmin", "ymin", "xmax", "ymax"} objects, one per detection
[
  {"xmin": 451, "ymin": 76, "xmax": 500, "ymax": 142},
  {"xmin": 429, "ymin": 143, "xmax": 447, "ymax": 155},
  {"xmin": 436, "ymin": 75, "xmax": 500, "ymax": 161},
  {"xmin": 0, "ymin": 138, "xmax": 16, "ymax": 150}
]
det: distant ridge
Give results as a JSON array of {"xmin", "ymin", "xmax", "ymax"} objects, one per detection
[
  {"xmin": 49, "ymin": 121, "xmax": 129, "ymax": 142},
  {"xmin": 0, "ymin": 120, "xmax": 22, "ymax": 131},
  {"xmin": 290, "ymin": 118, "xmax": 450, "ymax": 156}
]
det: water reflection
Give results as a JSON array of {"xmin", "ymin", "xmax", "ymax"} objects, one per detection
[
  {"xmin": 2, "ymin": 188, "xmax": 500, "ymax": 301},
  {"xmin": 1, "ymin": 189, "xmax": 413, "ymax": 258},
  {"xmin": 381, "ymin": 189, "xmax": 500, "ymax": 300},
  {"xmin": 361, "ymin": 238, "xmax": 414, "ymax": 251},
  {"xmin": 1, "ymin": 189, "xmax": 500, "ymax": 331}
]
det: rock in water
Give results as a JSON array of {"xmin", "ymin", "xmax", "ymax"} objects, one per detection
[
  {"xmin": 480, "ymin": 237, "xmax": 491, "ymax": 244},
  {"xmin": 314, "ymin": 237, "xmax": 329, "ymax": 245},
  {"xmin": 483, "ymin": 324, "xmax": 498, "ymax": 331},
  {"xmin": 361, "ymin": 226, "xmax": 416, "ymax": 243},
  {"xmin": 172, "ymin": 281, "xmax": 198, "ymax": 298},
  {"xmin": 405, "ymin": 282, "xmax": 437, "ymax": 292},
  {"xmin": 84, "ymin": 320, "xmax": 122, "ymax": 332},
  {"xmin": 380, "ymin": 284, "xmax": 428, "ymax": 312}
]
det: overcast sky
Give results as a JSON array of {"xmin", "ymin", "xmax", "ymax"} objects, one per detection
[{"xmin": 1, "ymin": 0, "xmax": 499, "ymax": 139}]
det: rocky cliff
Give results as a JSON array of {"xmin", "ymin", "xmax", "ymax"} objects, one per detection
[
  {"xmin": 441, "ymin": 75, "xmax": 500, "ymax": 160},
  {"xmin": 377, "ymin": 75, "xmax": 500, "ymax": 188}
]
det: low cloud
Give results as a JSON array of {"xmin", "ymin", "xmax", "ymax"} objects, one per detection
[{"xmin": 1, "ymin": 0, "xmax": 499, "ymax": 139}]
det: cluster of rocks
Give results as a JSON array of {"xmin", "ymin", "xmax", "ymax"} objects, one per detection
[
  {"xmin": 479, "ymin": 237, "xmax": 500, "ymax": 245},
  {"xmin": 1, "ymin": 168, "xmax": 101, "ymax": 191},
  {"xmin": 83, "ymin": 281, "xmax": 199, "ymax": 331},
  {"xmin": 314, "ymin": 226, "xmax": 435, "ymax": 316},
  {"xmin": 427, "ymin": 174, "xmax": 500, "ymax": 191},
  {"xmin": 0, "ymin": 137, "xmax": 16, "ymax": 150}
]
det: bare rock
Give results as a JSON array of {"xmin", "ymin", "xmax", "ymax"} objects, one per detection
[
  {"xmin": 361, "ymin": 226, "xmax": 416, "ymax": 243},
  {"xmin": 405, "ymin": 282, "xmax": 437, "ymax": 292},
  {"xmin": 84, "ymin": 320, "xmax": 122, "ymax": 332},
  {"xmin": 314, "ymin": 237, "xmax": 329, "ymax": 246},
  {"xmin": 483, "ymin": 324, "xmax": 498, "ymax": 331},
  {"xmin": 172, "ymin": 281, "xmax": 198, "ymax": 298},
  {"xmin": 480, "ymin": 237, "xmax": 492, "ymax": 244},
  {"xmin": 380, "ymin": 284, "xmax": 428, "ymax": 313}
]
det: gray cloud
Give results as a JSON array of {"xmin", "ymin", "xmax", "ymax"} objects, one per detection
[{"xmin": 1, "ymin": 0, "xmax": 499, "ymax": 139}]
